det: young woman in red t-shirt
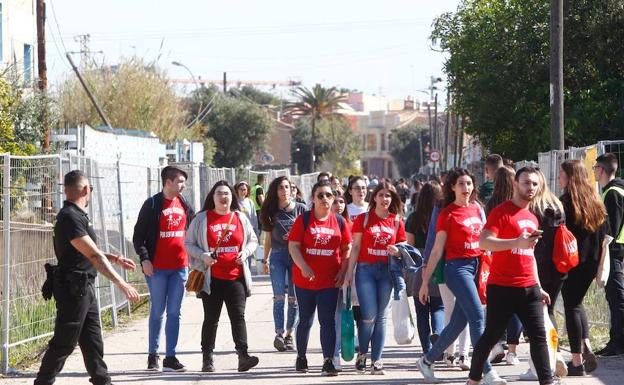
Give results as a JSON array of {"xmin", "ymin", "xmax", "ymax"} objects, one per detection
[
  {"xmin": 344, "ymin": 181, "xmax": 406, "ymax": 375},
  {"xmin": 417, "ymin": 168, "xmax": 505, "ymax": 384},
  {"xmin": 288, "ymin": 180, "xmax": 352, "ymax": 376},
  {"xmin": 185, "ymin": 181, "xmax": 259, "ymax": 373}
]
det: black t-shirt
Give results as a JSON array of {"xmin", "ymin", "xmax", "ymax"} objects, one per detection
[{"xmin": 54, "ymin": 201, "xmax": 97, "ymax": 276}]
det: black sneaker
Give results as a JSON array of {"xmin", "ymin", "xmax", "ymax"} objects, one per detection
[
  {"xmin": 598, "ymin": 347, "xmax": 623, "ymax": 357},
  {"xmin": 274, "ymin": 335, "xmax": 286, "ymax": 352},
  {"xmin": 238, "ymin": 354, "xmax": 259, "ymax": 372},
  {"xmin": 201, "ymin": 352, "xmax": 215, "ymax": 372},
  {"xmin": 162, "ymin": 356, "xmax": 186, "ymax": 372},
  {"xmin": 295, "ymin": 356, "xmax": 308, "ymax": 373},
  {"xmin": 147, "ymin": 353, "xmax": 160, "ymax": 371},
  {"xmin": 567, "ymin": 361, "xmax": 587, "ymax": 376},
  {"xmin": 284, "ymin": 335, "xmax": 295, "ymax": 351},
  {"xmin": 355, "ymin": 353, "xmax": 367, "ymax": 373},
  {"xmin": 322, "ymin": 358, "xmax": 339, "ymax": 376}
]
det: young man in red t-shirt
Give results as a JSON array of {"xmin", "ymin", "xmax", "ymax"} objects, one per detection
[
  {"xmin": 468, "ymin": 167, "xmax": 558, "ymax": 385},
  {"xmin": 133, "ymin": 166, "xmax": 194, "ymax": 372}
]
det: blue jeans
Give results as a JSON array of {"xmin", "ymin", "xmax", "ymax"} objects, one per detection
[
  {"xmin": 145, "ymin": 268, "xmax": 188, "ymax": 357},
  {"xmin": 426, "ymin": 258, "xmax": 491, "ymax": 374},
  {"xmin": 295, "ymin": 286, "xmax": 339, "ymax": 358},
  {"xmin": 269, "ymin": 248, "xmax": 299, "ymax": 334},
  {"xmin": 414, "ymin": 295, "xmax": 445, "ymax": 354},
  {"xmin": 356, "ymin": 262, "xmax": 393, "ymax": 361}
]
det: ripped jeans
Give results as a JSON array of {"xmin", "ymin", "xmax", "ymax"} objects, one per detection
[
  {"xmin": 355, "ymin": 262, "xmax": 393, "ymax": 362},
  {"xmin": 270, "ymin": 248, "xmax": 299, "ymax": 334}
]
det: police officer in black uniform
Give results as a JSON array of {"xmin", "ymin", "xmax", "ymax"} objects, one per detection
[{"xmin": 34, "ymin": 170, "xmax": 140, "ymax": 385}]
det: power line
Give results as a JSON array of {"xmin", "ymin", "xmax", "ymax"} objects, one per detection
[{"xmin": 48, "ymin": 0, "xmax": 68, "ymax": 53}]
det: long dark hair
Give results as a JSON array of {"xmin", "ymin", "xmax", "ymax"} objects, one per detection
[
  {"xmin": 412, "ymin": 181, "xmax": 442, "ymax": 234},
  {"xmin": 486, "ymin": 166, "xmax": 515, "ymax": 215},
  {"xmin": 443, "ymin": 168, "xmax": 478, "ymax": 208},
  {"xmin": 368, "ymin": 181, "xmax": 404, "ymax": 215},
  {"xmin": 202, "ymin": 180, "xmax": 239, "ymax": 212},
  {"xmin": 345, "ymin": 176, "xmax": 366, "ymax": 204},
  {"xmin": 310, "ymin": 180, "xmax": 333, "ymax": 209},
  {"xmin": 560, "ymin": 160, "xmax": 606, "ymax": 233},
  {"xmin": 260, "ymin": 176, "xmax": 290, "ymax": 229}
]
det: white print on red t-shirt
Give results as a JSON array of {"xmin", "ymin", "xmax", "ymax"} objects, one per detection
[
  {"xmin": 370, "ymin": 225, "xmax": 393, "ymax": 248},
  {"xmin": 161, "ymin": 206, "xmax": 185, "ymax": 238},
  {"xmin": 462, "ymin": 216, "xmax": 483, "ymax": 250},
  {"xmin": 311, "ymin": 226, "xmax": 334, "ymax": 247},
  {"xmin": 217, "ymin": 246, "xmax": 239, "ymax": 253},
  {"xmin": 511, "ymin": 219, "xmax": 537, "ymax": 256}
]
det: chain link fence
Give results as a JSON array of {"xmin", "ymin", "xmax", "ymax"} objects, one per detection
[{"xmin": 517, "ymin": 140, "xmax": 624, "ymax": 330}]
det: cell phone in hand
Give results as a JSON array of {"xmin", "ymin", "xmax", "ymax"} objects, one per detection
[{"xmin": 530, "ymin": 229, "xmax": 544, "ymax": 237}]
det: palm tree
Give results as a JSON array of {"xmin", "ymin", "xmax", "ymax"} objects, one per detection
[{"xmin": 285, "ymin": 84, "xmax": 345, "ymax": 172}]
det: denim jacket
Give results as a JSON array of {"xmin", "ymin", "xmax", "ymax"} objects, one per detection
[{"xmin": 389, "ymin": 244, "xmax": 423, "ymax": 299}]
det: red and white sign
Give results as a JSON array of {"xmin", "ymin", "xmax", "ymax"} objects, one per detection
[{"xmin": 429, "ymin": 150, "xmax": 441, "ymax": 162}]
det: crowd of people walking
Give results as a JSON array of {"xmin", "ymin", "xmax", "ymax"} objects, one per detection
[{"xmin": 34, "ymin": 152, "xmax": 624, "ymax": 385}]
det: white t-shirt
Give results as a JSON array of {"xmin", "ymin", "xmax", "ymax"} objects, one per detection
[{"xmin": 347, "ymin": 203, "xmax": 368, "ymax": 222}]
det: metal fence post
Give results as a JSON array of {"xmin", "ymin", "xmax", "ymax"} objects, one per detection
[
  {"xmin": 116, "ymin": 161, "xmax": 131, "ymax": 317},
  {"xmin": 1, "ymin": 155, "xmax": 11, "ymax": 374}
]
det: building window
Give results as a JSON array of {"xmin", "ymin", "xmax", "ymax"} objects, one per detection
[
  {"xmin": 0, "ymin": 4, "xmax": 3, "ymax": 62},
  {"xmin": 365, "ymin": 134, "xmax": 377, "ymax": 151},
  {"xmin": 380, "ymin": 134, "xmax": 386, "ymax": 151},
  {"xmin": 24, "ymin": 44, "xmax": 33, "ymax": 84}
]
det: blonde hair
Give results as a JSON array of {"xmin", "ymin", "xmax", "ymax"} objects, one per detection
[{"xmin": 529, "ymin": 169, "xmax": 563, "ymax": 217}]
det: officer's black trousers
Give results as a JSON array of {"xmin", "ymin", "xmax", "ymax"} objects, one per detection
[{"xmin": 35, "ymin": 281, "xmax": 110, "ymax": 385}]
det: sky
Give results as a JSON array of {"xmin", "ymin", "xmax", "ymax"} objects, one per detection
[{"xmin": 46, "ymin": 0, "xmax": 460, "ymax": 102}]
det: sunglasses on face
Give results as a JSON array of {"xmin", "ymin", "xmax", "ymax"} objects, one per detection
[{"xmin": 316, "ymin": 192, "xmax": 333, "ymax": 199}]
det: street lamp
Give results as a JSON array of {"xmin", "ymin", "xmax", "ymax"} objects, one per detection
[{"xmin": 172, "ymin": 61, "xmax": 203, "ymax": 127}]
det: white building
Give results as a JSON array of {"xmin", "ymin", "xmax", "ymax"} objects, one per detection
[{"xmin": 0, "ymin": 0, "xmax": 37, "ymax": 83}]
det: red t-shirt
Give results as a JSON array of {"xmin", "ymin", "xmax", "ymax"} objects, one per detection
[
  {"xmin": 352, "ymin": 211, "xmax": 406, "ymax": 264},
  {"xmin": 152, "ymin": 198, "xmax": 188, "ymax": 269},
  {"xmin": 484, "ymin": 201, "xmax": 539, "ymax": 288},
  {"xmin": 207, "ymin": 211, "xmax": 244, "ymax": 281},
  {"xmin": 435, "ymin": 203, "xmax": 483, "ymax": 260},
  {"xmin": 288, "ymin": 214, "xmax": 352, "ymax": 290}
]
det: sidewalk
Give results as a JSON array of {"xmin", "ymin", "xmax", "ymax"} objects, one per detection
[{"xmin": 3, "ymin": 276, "xmax": 622, "ymax": 384}]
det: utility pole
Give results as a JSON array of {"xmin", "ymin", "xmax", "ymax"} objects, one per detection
[
  {"xmin": 427, "ymin": 102, "xmax": 433, "ymax": 150},
  {"xmin": 74, "ymin": 34, "xmax": 91, "ymax": 69},
  {"xmin": 223, "ymin": 72, "xmax": 227, "ymax": 93},
  {"xmin": 433, "ymin": 93, "xmax": 439, "ymax": 151},
  {"xmin": 36, "ymin": 0, "xmax": 49, "ymax": 151},
  {"xmin": 66, "ymin": 53, "xmax": 113, "ymax": 129},
  {"xmin": 444, "ymin": 89, "xmax": 450, "ymax": 170},
  {"xmin": 550, "ymin": 0, "xmax": 564, "ymax": 150}
]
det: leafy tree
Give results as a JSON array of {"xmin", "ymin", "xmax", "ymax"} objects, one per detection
[
  {"xmin": 285, "ymin": 84, "xmax": 346, "ymax": 172},
  {"xmin": 390, "ymin": 125, "xmax": 428, "ymax": 178},
  {"xmin": 203, "ymin": 96, "xmax": 273, "ymax": 168},
  {"xmin": 0, "ymin": 76, "xmax": 38, "ymax": 155},
  {"xmin": 292, "ymin": 116, "xmax": 361, "ymax": 176},
  {"xmin": 432, "ymin": 0, "xmax": 624, "ymax": 160},
  {"xmin": 57, "ymin": 57, "xmax": 190, "ymax": 143}
]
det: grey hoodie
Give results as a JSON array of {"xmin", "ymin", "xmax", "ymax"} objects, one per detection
[{"xmin": 185, "ymin": 210, "xmax": 258, "ymax": 296}]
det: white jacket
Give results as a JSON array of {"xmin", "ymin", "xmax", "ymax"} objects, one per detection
[{"xmin": 185, "ymin": 210, "xmax": 258, "ymax": 296}]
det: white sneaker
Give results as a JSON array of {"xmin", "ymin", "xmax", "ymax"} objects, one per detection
[
  {"xmin": 371, "ymin": 360, "xmax": 385, "ymax": 375},
  {"xmin": 332, "ymin": 356, "xmax": 342, "ymax": 372},
  {"xmin": 489, "ymin": 343, "xmax": 505, "ymax": 364},
  {"xmin": 555, "ymin": 353, "xmax": 568, "ymax": 377},
  {"xmin": 445, "ymin": 354, "xmax": 457, "ymax": 368},
  {"xmin": 519, "ymin": 368, "xmax": 538, "ymax": 381},
  {"xmin": 505, "ymin": 352, "xmax": 520, "ymax": 366},
  {"xmin": 458, "ymin": 355, "xmax": 470, "ymax": 371},
  {"xmin": 418, "ymin": 356, "xmax": 436, "ymax": 381},
  {"xmin": 483, "ymin": 369, "xmax": 507, "ymax": 385}
]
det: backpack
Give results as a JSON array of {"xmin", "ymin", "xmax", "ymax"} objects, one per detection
[
  {"xmin": 552, "ymin": 224, "xmax": 579, "ymax": 273},
  {"xmin": 302, "ymin": 210, "xmax": 345, "ymax": 232}
]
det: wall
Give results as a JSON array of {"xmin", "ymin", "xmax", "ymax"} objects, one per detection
[{"xmin": 0, "ymin": 0, "xmax": 36, "ymax": 79}]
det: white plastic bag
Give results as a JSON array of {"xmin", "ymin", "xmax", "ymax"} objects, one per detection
[
  {"xmin": 529, "ymin": 304, "xmax": 558, "ymax": 375},
  {"xmin": 392, "ymin": 289, "xmax": 414, "ymax": 345},
  {"xmin": 596, "ymin": 235, "xmax": 614, "ymax": 288}
]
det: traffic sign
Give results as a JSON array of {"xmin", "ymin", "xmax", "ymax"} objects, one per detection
[{"xmin": 429, "ymin": 150, "xmax": 441, "ymax": 163}]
